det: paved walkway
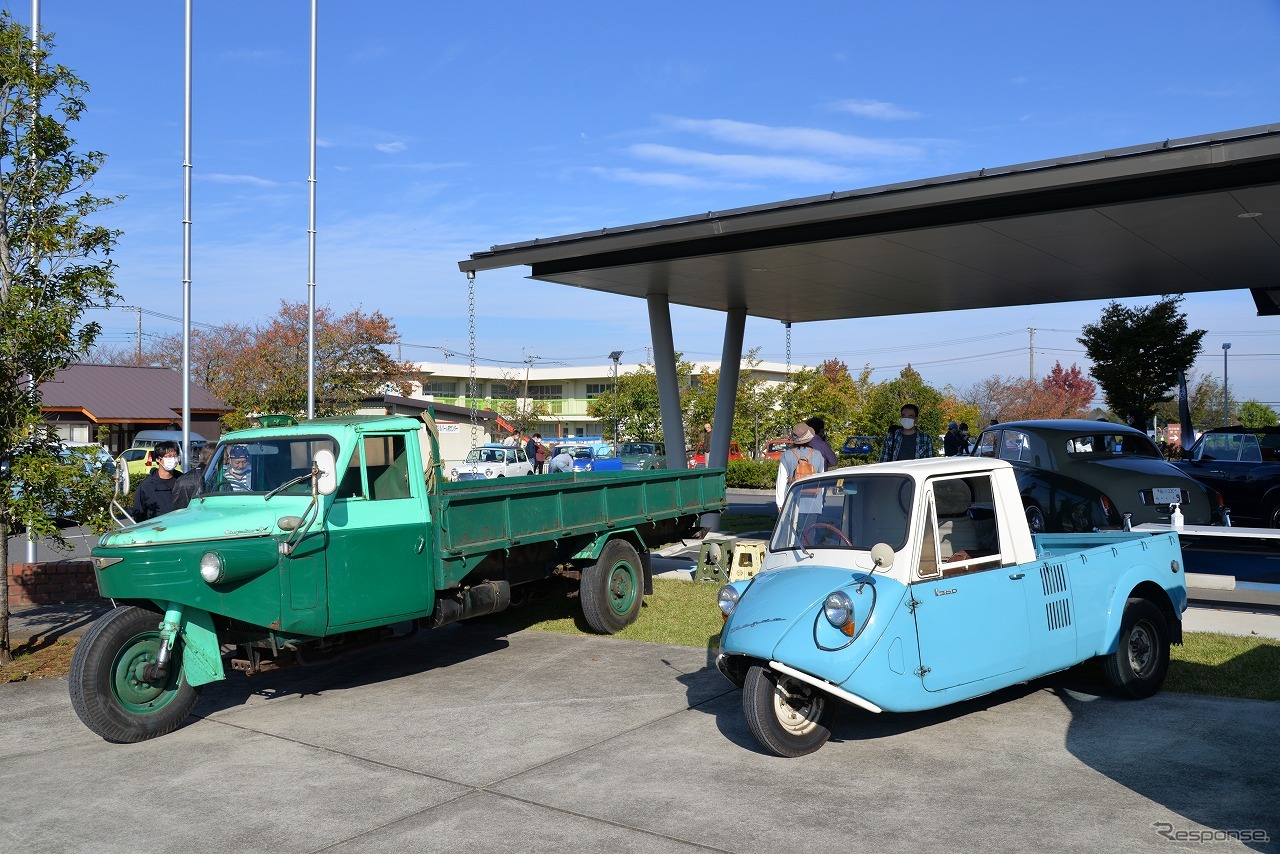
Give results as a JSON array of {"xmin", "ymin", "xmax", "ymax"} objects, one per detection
[{"xmin": 2, "ymin": 624, "xmax": 1276, "ymax": 853}]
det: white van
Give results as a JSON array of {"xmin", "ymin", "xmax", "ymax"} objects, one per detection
[{"xmin": 132, "ymin": 429, "xmax": 208, "ymax": 463}]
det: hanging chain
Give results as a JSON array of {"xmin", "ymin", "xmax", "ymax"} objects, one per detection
[
  {"xmin": 467, "ymin": 271, "xmax": 479, "ymax": 449},
  {"xmin": 784, "ymin": 321, "xmax": 792, "ymax": 423}
]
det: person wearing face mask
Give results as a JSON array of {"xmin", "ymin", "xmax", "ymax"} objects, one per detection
[
  {"xmin": 879, "ymin": 403, "xmax": 936, "ymax": 462},
  {"xmin": 131, "ymin": 440, "xmax": 183, "ymax": 521}
]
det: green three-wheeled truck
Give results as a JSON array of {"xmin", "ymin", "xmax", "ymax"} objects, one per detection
[{"xmin": 70, "ymin": 414, "xmax": 725, "ymax": 742}]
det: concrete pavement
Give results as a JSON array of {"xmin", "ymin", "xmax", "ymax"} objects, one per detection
[{"xmin": 1, "ymin": 623, "xmax": 1276, "ymax": 853}]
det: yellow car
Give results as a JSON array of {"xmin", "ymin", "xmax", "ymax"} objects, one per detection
[{"xmin": 116, "ymin": 447, "xmax": 155, "ymax": 484}]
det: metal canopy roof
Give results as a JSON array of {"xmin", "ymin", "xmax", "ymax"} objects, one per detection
[{"xmin": 460, "ymin": 124, "xmax": 1280, "ymax": 322}]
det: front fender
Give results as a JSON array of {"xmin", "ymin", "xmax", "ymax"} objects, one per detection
[
  {"xmin": 720, "ymin": 566, "xmax": 902, "ymax": 685},
  {"xmin": 176, "ymin": 605, "xmax": 225, "ymax": 687}
]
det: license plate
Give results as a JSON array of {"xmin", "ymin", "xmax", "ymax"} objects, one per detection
[{"xmin": 1152, "ymin": 487, "xmax": 1183, "ymax": 505}]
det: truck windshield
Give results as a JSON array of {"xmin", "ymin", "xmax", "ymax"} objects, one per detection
[
  {"xmin": 203, "ymin": 436, "xmax": 339, "ymax": 496},
  {"xmin": 770, "ymin": 474, "xmax": 914, "ymax": 553}
]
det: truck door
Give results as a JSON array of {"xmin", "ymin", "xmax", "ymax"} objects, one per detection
[
  {"xmin": 326, "ymin": 433, "xmax": 432, "ymax": 628},
  {"xmin": 913, "ymin": 474, "xmax": 1031, "ymax": 692}
]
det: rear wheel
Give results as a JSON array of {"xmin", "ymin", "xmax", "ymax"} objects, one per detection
[
  {"xmin": 1268, "ymin": 502, "xmax": 1280, "ymax": 529},
  {"xmin": 580, "ymin": 539, "xmax": 644, "ymax": 634},
  {"xmin": 743, "ymin": 664, "xmax": 834, "ymax": 757},
  {"xmin": 1102, "ymin": 598, "xmax": 1170, "ymax": 699},
  {"xmin": 1025, "ymin": 504, "xmax": 1046, "ymax": 534},
  {"xmin": 69, "ymin": 606, "xmax": 200, "ymax": 743}
]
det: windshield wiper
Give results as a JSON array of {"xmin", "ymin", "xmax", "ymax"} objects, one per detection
[{"xmin": 265, "ymin": 471, "xmax": 313, "ymax": 501}]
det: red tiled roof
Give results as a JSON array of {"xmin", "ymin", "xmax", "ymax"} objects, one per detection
[{"xmin": 39, "ymin": 364, "xmax": 232, "ymax": 422}]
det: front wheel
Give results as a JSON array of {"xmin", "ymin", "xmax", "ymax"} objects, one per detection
[
  {"xmin": 1102, "ymin": 598, "xmax": 1170, "ymax": 699},
  {"xmin": 742, "ymin": 664, "xmax": 835, "ymax": 757},
  {"xmin": 580, "ymin": 539, "xmax": 644, "ymax": 634},
  {"xmin": 69, "ymin": 605, "xmax": 201, "ymax": 743}
]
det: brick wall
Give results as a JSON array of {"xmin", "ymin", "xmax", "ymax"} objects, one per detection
[{"xmin": 6, "ymin": 560, "xmax": 99, "ymax": 606}]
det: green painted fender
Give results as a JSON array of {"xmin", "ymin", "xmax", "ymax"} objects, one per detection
[
  {"xmin": 178, "ymin": 606, "xmax": 225, "ymax": 687},
  {"xmin": 573, "ymin": 528, "xmax": 647, "ymax": 561}
]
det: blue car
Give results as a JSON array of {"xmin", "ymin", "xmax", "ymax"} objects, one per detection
[
  {"xmin": 715, "ymin": 456, "xmax": 1185, "ymax": 757},
  {"xmin": 552, "ymin": 443, "xmax": 622, "ymax": 472}
]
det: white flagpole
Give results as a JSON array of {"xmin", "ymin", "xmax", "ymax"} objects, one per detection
[
  {"xmin": 182, "ymin": 0, "xmax": 193, "ymax": 463},
  {"xmin": 306, "ymin": 0, "xmax": 318, "ymax": 418}
]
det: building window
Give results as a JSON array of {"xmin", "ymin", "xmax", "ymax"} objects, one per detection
[
  {"xmin": 585, "ymin": 383, "xmax": 609, "ymax": 399},
  {"xmin": 55, "ymin": 423, "xmax": 91, "ymax": 444},
  {"xmin": 527, "ymin": 384, "xmax": 562, "ymax": 400},
  {"xmin": 489, "ymin": 382, "xmax": 518, "ymax": 399},
  {"xmin": 423, "ymin": 380, "xmax": 457, "ymax": 396}
]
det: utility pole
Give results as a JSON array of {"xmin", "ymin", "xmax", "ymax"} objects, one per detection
[
  {"xmin": 135, "ymin": 307, "xmax": 142, "ymax": 363},
  {"xmin": 1222, "ymin": 343, "xmax": 1231, "ymax": 427},
  {"xmin": 1028, "ymin": 327, "xmax": 1035, "ymax": 380}
]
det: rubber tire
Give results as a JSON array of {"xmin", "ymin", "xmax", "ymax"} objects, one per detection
[
  {"xmin": 69, "ymin": 605, "xmax": 201, "ymax": 743},
  {"xmin": 742, "ymin": 664, "xmax": 835, "ymax": 757},
  {"xmin": 1102, "ymin": 598, "xmax": 1170, "ymax": 700},
  {"xmin": 1025, "ymin": 504, "xmax": 1046, "ymax": 535},
  {"xmin": 1268, "ymin": 503, "xmax": 1280, "ymax": 529},
  {"xmin": 580, "ymin": 539, "xmax": 644, "ymax": 634}
]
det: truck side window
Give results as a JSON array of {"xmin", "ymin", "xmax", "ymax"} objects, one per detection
[
  {"xmin": 928, "ymin": 474, "xmax": 1003, "ymax": 576},
  {"xmin": 363, "ymin": 434, "xmax": 411, "ymax": 501},
  {"xmin": 917, "ymin": 499, "xmax": 940, "ymax": 579},
  {"xmin": 336, "ymin": 450, "xmax": 363, "ymax": 499}
]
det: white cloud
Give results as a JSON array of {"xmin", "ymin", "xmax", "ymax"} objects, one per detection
[
  {"xmin": 628, "ymin": 144, "xmax": 855, "ymax": 183},
  {"xmin": 829, "ymin": 99, "xmax": 921, "ymax": 121},
  {"xmin": 587, "ymin": 167, "xmax": 743, "ymax": 191},
  {"xmin": 659, "ymin": 116, "xmax": 922, "ymax": 158},
  {"xmin": 375, "ymin": 141, "xmax": 408, "ymax": 153},
  {"xmin": 201, "ymin": 173, "xmax": 279, "ymax": 188}
]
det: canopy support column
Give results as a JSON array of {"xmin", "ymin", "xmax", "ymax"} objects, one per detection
[
  {"xmin": 647, "ymin": 295, "xmax": 686, "ymax": 473},
  {"xmin": 702, "ymin": 307, "xmax": 746, "ymax": 532}
]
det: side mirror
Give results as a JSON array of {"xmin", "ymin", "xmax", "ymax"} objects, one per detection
[
  {"xmin": 870, "ymin": 542, "xmax": 895, "ymax": 570},
  {"xmin": 313, "ymin": 449, "xmax": 337, "ymax": 496}
]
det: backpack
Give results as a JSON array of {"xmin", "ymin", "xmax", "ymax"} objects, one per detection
[{"xmin": 789, "ymin": 447, "xmax": 815, "ymax": 483}]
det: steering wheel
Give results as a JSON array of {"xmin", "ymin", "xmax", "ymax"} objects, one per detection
[{"xmin": 802, "ymin": 522, "xmax": 853, "ymax": 548}]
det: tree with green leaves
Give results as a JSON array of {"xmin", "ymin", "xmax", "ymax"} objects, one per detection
[
  {"xmin": 1238, "ymin": 400, "xmax": 1278, "ymax": 428},
  {"xmin": 1, "ymin": 14, "xmax": 120, "ymax": 662},
  {"xmin": 865, "ymin": 365, "xmax": 947, "ymax": 453},
  {"xmin": 1154, "ymin": 370, "xmax": 1235, "ymax": 432},
  {"xmin": 1078, "ymin": 296, "xmax": 1205, "ymax": 429},
  {"xmin": 586, "ymin": 354, "xmax": 696, "ymax": 443}
]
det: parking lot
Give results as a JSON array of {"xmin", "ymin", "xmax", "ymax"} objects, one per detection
[{"xmin": 2, "ymin": 622, "xmax": 1276, "ymax": 853}]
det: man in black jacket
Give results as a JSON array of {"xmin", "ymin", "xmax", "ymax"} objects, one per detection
[
  {"xmin": 171, "ymin": 445, "xmax": 213, "ymax": 511},
  {"xmin": 131, "ymin": 440, "xmax": 182, "ymax": 521}
]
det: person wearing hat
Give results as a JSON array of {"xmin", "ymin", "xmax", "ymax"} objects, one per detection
[
  {"xmin": 943, "ymin": 421, "xmax": 964, "ymax": 456},
  {"xmin": 225, "ymin": 445, "xmax": 254, "ymax": 491},
  {"xmin": 775, "ymin": 421, "xmax": 827, "ymax": 510}
]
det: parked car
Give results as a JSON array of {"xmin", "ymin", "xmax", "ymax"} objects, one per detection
[
  {"xmin": 761, "ymin": 438, "xmax": 793, "ymax": 461},
  {"xmin": 618, "ymin": 441, "xmax": 666, "ymax": 471},
  {"xmin": 5, "ymin": 443, "xmax": 117, "ymax": 533},
  {"xmin": 1172, "ymin": 426, "xmax": 1280, "ymax": 527},
  {"xmin": 116, "ymin": 447, "xmax": 155, "ymax": 483},
  {"xmin": 552, "ymin": 443, "xmax": 623, "ymax": 472},
  {"xmin": 688, "ymin": 441, "xmax": 744, "ymax": 468},
  {"xmin": 971, "ymin": 419, "xmax": 1222, "ymax": 532},
  {"xmin": 715, "ymin": 456, "xmax": 1186, "ymax": 757},
  {"xmin": 450, "ymin": 443, "xmax": 533, "ymax": 481},
  {"xmin": 839, "ymin": 435, "xmax": 877, "ymax": 458}
]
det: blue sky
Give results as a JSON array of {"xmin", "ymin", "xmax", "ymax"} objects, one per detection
[{"xmin": 14, "ymin": 1, "xmax": 1280, "ymax": 406}]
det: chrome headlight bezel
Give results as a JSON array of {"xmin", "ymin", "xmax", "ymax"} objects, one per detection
[
  {"xmin": 823, "ymin": 590, "xmax": 855, "ymax": 631},
  {"xmin": 199, "ymin": 551, "xmax": 225, "ymax": 584},
  {"xmin": 717, "ymin": 584, "xmax": 741, "ymax": 617}
]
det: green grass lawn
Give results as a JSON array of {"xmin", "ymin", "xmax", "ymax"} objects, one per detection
[{"xmin": 487, "ymin": 578, "xmax": 1280, "ymax": 702}]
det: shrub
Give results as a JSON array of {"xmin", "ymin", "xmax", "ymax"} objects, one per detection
[{"xmin": 725, "ymin": 458, "xmax": 777, "ymax": 489}]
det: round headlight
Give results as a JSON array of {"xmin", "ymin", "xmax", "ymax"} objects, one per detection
[
  {"xmin": 717, "ymin": 585, "xmax": 740, "ymax": 617},
  {"xmin": 824, "ymin": 590, "xmax": 855, "ymax": 633},
  {"xmin": 199, "ymin": 551, "xmax": 224, "ymax": 584}
]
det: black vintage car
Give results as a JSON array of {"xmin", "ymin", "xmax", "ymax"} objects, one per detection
[
  {"xmin": 1172, "ymin": 426, "xmax": 1280, "ymax": 528},
  {"xmin": 973, "ymin": 420, "xmax": 1223, "ymax": 533}
]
